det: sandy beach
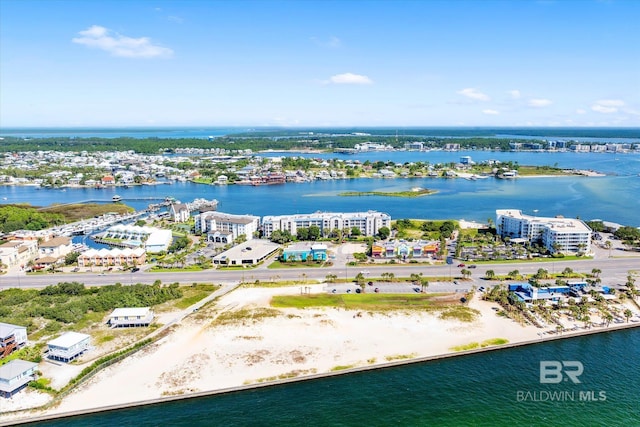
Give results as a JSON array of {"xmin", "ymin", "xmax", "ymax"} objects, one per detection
[
  {"xmin": 2, "ymin": 284, "xmax": 638, "ymax": 424},
  {"xmin": 2, "ymin": 285, "xmax": 541, "ymax": 420}
]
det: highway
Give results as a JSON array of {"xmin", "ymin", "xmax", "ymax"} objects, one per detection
[{"xmin": 2, "ymin": 257, "xmax": 638, "ymax": 291}]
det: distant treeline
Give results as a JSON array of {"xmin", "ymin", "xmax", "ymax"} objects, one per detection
[
  {"xmin": 1, "ymin": 127, "xmax": 637, "ymax": 154},
  {"xmin": 0, "ymin": 135, "xmax": 548, "ymax": 153}
]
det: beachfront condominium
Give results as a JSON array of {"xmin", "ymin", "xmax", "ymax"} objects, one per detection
[
  {"xmin": 261, "ymin": 211, "xmax": 391, "ymax": 238},
  {"xmin": 496, "ymin": 209, "xmax": 592, "ymax": 254},
  {"xmin": 194, "ymin": 211, "xmax": 260, "ymax": 243}
]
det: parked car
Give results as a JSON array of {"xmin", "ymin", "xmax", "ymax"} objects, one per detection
[{"xmin": 457, "ymin": 263, "xmax": 465, "ymax": 267}]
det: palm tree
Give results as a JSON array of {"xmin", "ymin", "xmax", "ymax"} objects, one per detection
[
  {"xmin": 485, "ymin": 269, "xmax": 496, "ymax": 280},
  {"xmin": 624, "ymin": 309, "xmax": 633, "ymax": 323},
  {"xmin": 508, "ymin": 269, "xmax": 520, "ymax": 280},
  {"xmin": 420, "ymin": 278, "xmax": 429, "ymax": 293},
  {"xmin": 604, "ymin": 313, "xmax": 614, "ymax": 327},
  {"xmin": 604, "ymin": 240, "xmax": 612, "ymax": 257},
  {"xmin": 325, "ymin": 274, "xmax": 338, "ymax": 283},
  {"xmin": 591, "ymin": 268, "xmax": 601, "ymax": 278}
]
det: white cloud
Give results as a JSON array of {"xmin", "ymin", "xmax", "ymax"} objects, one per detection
[
  {"xmin": 312, "ymin": 36, "xmax": 342, "ymax": 48},
  {"xmin": 591, "ymin": 99, "xmax": 625, "ymax": 114},
  {"xmin": 482, "ymin": 109, "xmax": 500, "ymax": 115},
  {"xmin": 576, "ymin": 109, "xmax": 587, "ymax": 114},
  {"xmin": 528, "ymin": 98, "xmax": 553, "ymax": 107},
  {"xmin": 72, "ymin": 25, "xmax": 174, "ymax": 58},
  {"xmin": 508, "ymin": 90, "xmax": 521, "ymax": 99},
  {"xmin": 167, "ymin": 15, "xmax": 184, "ymax": 24},
  {"xmin": 457, "ymin": 88, "xmax": 490, "ymax": 101},
  {"xmin": 327, "ymin": 73, "xmax": 373, "ymax": 85}
]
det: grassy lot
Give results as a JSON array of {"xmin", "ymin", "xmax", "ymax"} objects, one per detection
[
  {"xmin": 272, "ymin": 293, "xmax": 453, "ymax": 310},
  {"xmin": 172, "ymin": 284, "xmax": 219, "ymax": 309},
  {"xmin": 38, "ymin": 203, "xmax": 134, "ymax": 221},
  {"xmin": 268, "ymin": 260, "xmax": 331, "ymax": 269},
  {"xmin": 148, "ymin": 266, "xmax": 207, "ymax": 272}
]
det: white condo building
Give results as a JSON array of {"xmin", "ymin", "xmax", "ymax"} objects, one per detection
[
  {"xmin": 261, "ymin": 211, "xmax": 391, "ymax": 238},
  {"xmin": 194, "ymin": 211, "xmax": 260, "ymax": 243},
  {"xmin": 496, "ymin": 209, "xmax": 592, "ymax": 254}
]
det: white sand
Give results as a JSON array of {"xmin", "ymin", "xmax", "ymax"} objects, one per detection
[{"xmin": 3, "ymin": 285, "xmax": 592, "ymax": 421}]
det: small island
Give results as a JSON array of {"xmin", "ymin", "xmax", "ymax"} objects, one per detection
[{"xmin": 339, "ymin": 187, "xmax": 437, "ymax": 198}]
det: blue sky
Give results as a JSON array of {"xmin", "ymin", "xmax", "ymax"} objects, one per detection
[{"xmin": 1, "ymin": 0, "xmax": 639, "ymax": 127}]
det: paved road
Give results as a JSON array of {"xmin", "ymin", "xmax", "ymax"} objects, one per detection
[{"xmin": 1, "ymin": 257, "xmax": 638, "ymax": 290}]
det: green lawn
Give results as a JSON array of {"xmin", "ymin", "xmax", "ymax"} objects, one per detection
[
  {"xmin": 268, "ymin": 260, "xmax": 331, "ymax": 269},
  {"xmin": 272, "ymin": 293, "xmax": 454, "ymax": 310}
]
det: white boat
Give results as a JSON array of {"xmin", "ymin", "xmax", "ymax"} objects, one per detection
[{"xmin": 112, "ymin": 195, "xmax": 122, "ymax": 202}]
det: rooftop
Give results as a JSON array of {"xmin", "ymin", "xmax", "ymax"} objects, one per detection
[{"xmin": 47, "ymin": 331, "xmax": 90, "ymax": 348}]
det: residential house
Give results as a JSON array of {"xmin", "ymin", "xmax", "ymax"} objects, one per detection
[
  {"xmin": 0, "ymin": 240, "xmax": 38, "ymax": 270},
  {"xmin": 38, "ymin": 236, "xmax": 73, "ymax": 259},
  {"xmin": 108, "ymin": 307, "xmax": 154, "ymax": 328},
  {"xmin": 0, "ymin": 322, "xmax": 28, "ymax": 358},
  {"xmin": 0, "ymin": 360, "xmax": 38, "ymax": 398},
  {"xmin": 47, "ymin": 332, "xmax": 91, "ymax": 362}
]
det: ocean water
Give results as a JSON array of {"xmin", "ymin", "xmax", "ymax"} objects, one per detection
[{"xmin": 24, "ymin": 328, "xmax": 640, "ymax": 426}]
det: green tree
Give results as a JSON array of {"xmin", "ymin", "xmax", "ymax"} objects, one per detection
[
  {"xmin": 308, "ymin": 225, "xmax": 321, "ymax": 241},
  {"xmin": 377, "ymin": 226, "xmax": 391, "ymax": 240},
  {"xmin": 64, "ymin": 251, "xmax": 81, "ymax": 265}
]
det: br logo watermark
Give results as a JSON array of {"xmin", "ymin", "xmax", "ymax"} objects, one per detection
[
  {"xmin": 516, "ymin": 360, "xmax": 606, "ymax": 402},
  {"xmin": 540, "ymin": 360, "xmax": 583, "ymax": 384}
]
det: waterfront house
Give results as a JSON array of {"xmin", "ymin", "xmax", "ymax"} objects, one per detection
[
  {"xmin": 0, "ymin": 322, "xmax": 28, "ymax": 358},
  {"xmin": 281, "ymin": 243, "xmax": 328, "ymax": 262},
  {"xmin": 108, "ymin": 307, "xmax": 154, "ymax": 328},
  {"xmin": 0, "ymin": 359, "xmax": 38, "ymax": 398},
  {"xmin": 47, "ymin": 332, "xmax": 91, "ymax": 363},
  {"xmin": 101, "ymin": 175, "xmax": 115, "ymax": 186}
]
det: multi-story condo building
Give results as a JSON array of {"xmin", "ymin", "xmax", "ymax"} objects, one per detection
[
  {"xmin": 496, "ymin": 209, "xmax": 591, "ymax": 254},
  {"xmin": 194, "ymin": 211, "xmax": 260, "ymax": 243},
  {"xmin": 261, "ymin": 211, "xmax": 391, "ymax": 238}
]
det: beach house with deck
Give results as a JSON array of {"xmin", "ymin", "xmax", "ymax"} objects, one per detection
[
  {"xmin": 0, "ymin": 322, "xmax": 28, "ymax": 359},
  {"xmin": 108, "ymin": 307, "xmax": 154, "ymax": 328},
  {"xmin": 47, "ymin": 332, "xmax": 91, "ymax": 363}
]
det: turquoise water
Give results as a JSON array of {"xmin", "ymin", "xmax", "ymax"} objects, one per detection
[{"xmin": 23, "ymin": 329, "xmax": 640, "ymax": 426}]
